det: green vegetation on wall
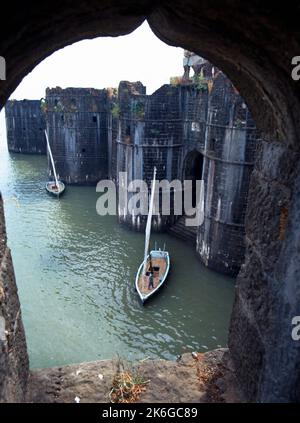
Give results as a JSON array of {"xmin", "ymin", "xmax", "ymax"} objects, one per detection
[
  {"xmin": 132, "ymin": 101, "xmax": 145, "ymax": 120},
  {"xmin": 111, "ymin": 103, "xmax": 120, "ymax": 118},
  {"xmin": 193, "ymin": 73, "xmax": 208, "ymax": 91}
]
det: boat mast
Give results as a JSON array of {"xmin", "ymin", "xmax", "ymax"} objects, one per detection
[
  {"xmin": 143, "ymin": 167, "xmax": 157, "ymax": 275},
  {"xmin": 45, "ymin": 130, "xmax": 59, "ymax": 188}
]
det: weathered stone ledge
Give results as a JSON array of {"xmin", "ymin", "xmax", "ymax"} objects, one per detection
[{"xmin": 26, "ymin": 349, "xmax": 245, "ymax": 403}]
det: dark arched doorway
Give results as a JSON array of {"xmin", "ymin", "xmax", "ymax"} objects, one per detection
[{"xmin": 183, "ymin": 150, "xmax": 204, "ymax": 209}]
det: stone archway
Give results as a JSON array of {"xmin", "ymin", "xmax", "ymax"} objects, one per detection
[{"xmin": 1, "ymin": 1, "xmax": 300, "ymax": 403}]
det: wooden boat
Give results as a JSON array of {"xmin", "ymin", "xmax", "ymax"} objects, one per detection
[
  {"xmin": 135, "ymin": 250, "xmax": 170, "ymax": 304},
  {"xmin": 45, "ymin": 180, "xmax": 65, "ymax": 197},
  {"xmin": 45, "ymin": 130, "xmax": 66, "ymax": 198},
  {"xmin": 135, "ymin": 167, "xmax": 170, "ymax": 304}
]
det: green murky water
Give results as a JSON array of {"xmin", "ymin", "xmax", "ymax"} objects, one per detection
[{"xmin": 0, "ymin": 139, "xmax": 235, "ymax": 369}]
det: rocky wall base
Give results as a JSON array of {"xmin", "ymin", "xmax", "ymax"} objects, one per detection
[{"xmin": 0, "ymin": 193, "xmax": 29, "ymax": 402}]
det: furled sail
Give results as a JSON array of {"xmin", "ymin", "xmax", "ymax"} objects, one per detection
[
  {"xmin": 143, "ymin": 167, "xmax": 157, "ymax": 275},
  {"xmin": 45, "ymin": 130, "xmax": 59, "ymax": 188}
]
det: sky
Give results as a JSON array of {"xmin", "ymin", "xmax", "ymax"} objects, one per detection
[
  {"xmin": 10, "ymin": 21, "xmax": 183, "ymax": 98},
  {"xmin": 0, "ymin": 21, "xmax": 184, "ymax": 145}
]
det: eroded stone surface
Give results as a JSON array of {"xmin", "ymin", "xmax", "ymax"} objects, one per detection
[
  {"xmin": 27, "ymin": 350, "xmax": 243, "ymax": 403},
  {"xmin": 229, "ymin": 140, "xmax": 300, "ymax": 402},
  {"xmin": 0, "ymin": 194, "xmax": 29, "ymax": 403}
]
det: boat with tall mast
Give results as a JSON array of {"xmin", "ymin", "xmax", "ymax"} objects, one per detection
[
  {"xmin": 135, "ymin": 167, "xmax": 170, "ymax": 304},
  {"xmin": 45, "ymin": 130, "xmax": 65, "ymax": 197}
]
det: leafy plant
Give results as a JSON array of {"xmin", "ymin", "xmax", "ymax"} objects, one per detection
[
  {"xmin": 111, "ymin": 103, "xmax": 120, "ymax": 118},
  {"xmin": 193, "ymin": 73, "xmax": 208, "ymax": 91},
  {"xmin": 40, "ymin": 98, "xmax": 47, "ymax": 113},
  {"xmin": 53, "ymin": 102, "xmax": 64, "ymax": 113},
  {"xmin": 132, "ymin": 101, "xmax": 145, "ymax": 120}
]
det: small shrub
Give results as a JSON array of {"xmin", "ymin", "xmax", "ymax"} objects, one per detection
[
  {"xmin": 193, "ymin": 73, "xmax": 208, "ymax": 91},
  {"xmin": 109, "ymin": 356, "xmax": 150, "ymax": 403},
  {"xmin": 111, "ymin": 103, "xmax": 120, "ymax": 118},
  {"xmin": 40, "ymin": 98, "xmax": 47, "ymax": 113},
  {"xmin": 132, "ymin": 101, "xmax": 145, "ymax": 120}
]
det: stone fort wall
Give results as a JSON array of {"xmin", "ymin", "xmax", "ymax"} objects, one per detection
[
  {"xmin": 5, "ymin": 100, "xmax": 46, "ymax": 154},
  {"xmin": 0, "ymin": 193, "xmax": 29, "ymax": 402},
  {"xmin": 45, "ymin": 87, "xmax": 109, "ymax": 185},
  {"xmin": 4, "ymin": 65, "xmax": 259, "ymax": 277},
  {"xmin": 113, "ymin": 65, "xmax": 259, "ymax": 276}
]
